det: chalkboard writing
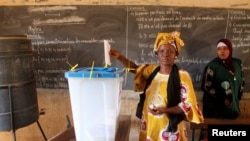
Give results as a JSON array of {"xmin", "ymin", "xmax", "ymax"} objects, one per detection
[{"xmin": 0, "ymin": 6, "xmax": 249, "ymax": 91}]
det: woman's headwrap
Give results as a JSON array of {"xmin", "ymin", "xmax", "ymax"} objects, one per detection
[
  {"xmin": 153, "ymin": 31, "xmax": 185, "ymax": 55},
  {"xmin": 216, "ymin": 38, "xmax": 235, "ymax": 73}
]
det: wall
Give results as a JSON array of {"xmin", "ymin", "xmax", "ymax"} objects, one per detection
[
  {"xmin": 0, "ymin": 0, "xmax": 249, "ymax": 141},
  {"xmin": 0, "ymin": 0, "xmax": 249, "ymax": 9},
  {"xmin": 1, "ymin": 89, "xmax": 249, "ymax": 141}
]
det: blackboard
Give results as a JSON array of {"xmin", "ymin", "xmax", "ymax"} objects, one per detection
[{"xmin": 0, "ymin": 6, "xmax": 249, "ymax": 91}]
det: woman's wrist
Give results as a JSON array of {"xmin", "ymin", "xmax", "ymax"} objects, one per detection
[{"xmin": 115, "ymin": 52, "xmax": 124, "ymax": 60}]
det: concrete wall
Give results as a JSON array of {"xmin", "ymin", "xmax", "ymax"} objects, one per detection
[{"xmin": 0, "ymin": 0, "xmax": 249, "ymax": 9}]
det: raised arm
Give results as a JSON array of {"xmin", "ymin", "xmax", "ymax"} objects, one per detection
[{"xmin": 109, "ymin": 48, "xmax": 138, "ymax": 73}]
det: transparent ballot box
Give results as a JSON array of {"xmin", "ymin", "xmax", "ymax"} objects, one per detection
[{"xmin": 65, "ymin": 67, "xmax": 124, "ymax": 141}]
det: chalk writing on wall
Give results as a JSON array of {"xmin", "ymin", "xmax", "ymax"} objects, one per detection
[{"xmin": 0, "ymin": 6, "xmax": 249, "ymax": 91}]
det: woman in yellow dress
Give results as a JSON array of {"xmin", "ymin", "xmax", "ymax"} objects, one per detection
[{"xmin": 110, "ymin": 31, "xmax": 204, "ymax": 141}]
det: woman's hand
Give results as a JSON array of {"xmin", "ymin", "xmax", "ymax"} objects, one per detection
[
  {"xmin": 109, "ymin": 48, "xmax": 138, "ymax": 73},
  {"xmin": 148, "ymin": 105, "xmax": 166, "ymax": 115},
  {"xmin": 109, "ymin": 48, "xmax": 121, "ymax": 59},
  {"xmin": 148, "ymin": 105, "xmax": 184, "ymax": 115}
]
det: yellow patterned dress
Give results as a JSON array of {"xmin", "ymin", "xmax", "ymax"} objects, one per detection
[{"xmin": 134, "ymin": 64, "xmax": 204, "ymax": 141}]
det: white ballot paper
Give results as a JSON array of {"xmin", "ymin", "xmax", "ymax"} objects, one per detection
[{"xmin": 104, "ymin": 40, "xmax": 111, "ymax": 66}]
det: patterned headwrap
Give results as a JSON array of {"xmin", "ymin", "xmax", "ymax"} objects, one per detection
[{"xmin": 153, "ymin": 31, "xmax": 185, "ymax": 55}]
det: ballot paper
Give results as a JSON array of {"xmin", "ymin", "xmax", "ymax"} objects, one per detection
[{"xmin": 104, "ymin": 40, "xmax": 111, "ymax": 66}]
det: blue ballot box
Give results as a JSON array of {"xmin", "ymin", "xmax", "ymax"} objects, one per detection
[{"xmin": 65, "ymin": 67, "xmax": 124, "ymax": 141}]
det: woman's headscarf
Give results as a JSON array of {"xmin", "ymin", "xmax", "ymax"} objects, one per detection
[
  {"xmin": 216, "ymin": 38, "xmax": 235, "ymax": 74},
  {"xmin": 153, "ymin": 31, "xmax": 185, "ymax": 56}
]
